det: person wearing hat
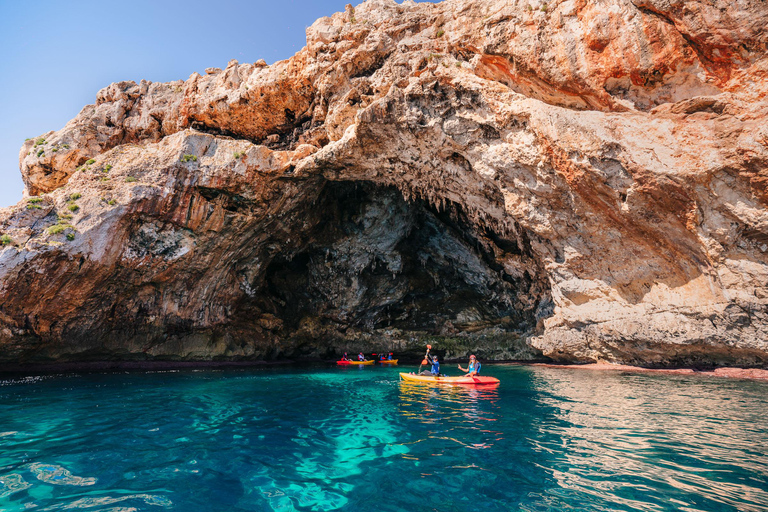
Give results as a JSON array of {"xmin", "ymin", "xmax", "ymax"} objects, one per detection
[
  {"xmin": 458, "ymin": 355, "xmax": 481, "ymax": 376},
  {"xmin": 429, "ymin": 355, "xmax": 440, "ymax": 376},
  {"xmin": 418, "ymin": 354, "xmax": 440, "ymax": 376},
  {"xmin": 358, "ymin": 352, "xmax": 366, "ymax": 361}
]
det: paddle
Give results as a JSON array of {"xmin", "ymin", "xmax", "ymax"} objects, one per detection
[{"xmin": 418, "ymin": 344, "xmax": 431, "ymax": 374}]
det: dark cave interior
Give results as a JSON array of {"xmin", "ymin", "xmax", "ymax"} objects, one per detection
[{"xmin": 257, "ymin": 181, "xmax": 551, "ymax": 337}]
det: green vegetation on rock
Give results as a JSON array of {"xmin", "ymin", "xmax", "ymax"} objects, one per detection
[{"xmin": 46, "ymin": 224, "xmax": 67, "ymax": 235}]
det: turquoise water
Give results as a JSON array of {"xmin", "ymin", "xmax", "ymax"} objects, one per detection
[{"xmin": 1, "ymin": 365, "xmax": 767, "ymax": 511}]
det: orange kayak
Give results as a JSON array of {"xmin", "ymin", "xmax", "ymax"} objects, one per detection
[
  {"xmin": 399, "ymin": 372, "xmax": 499, "ymax": 385},
  {"xmin": 379, "ymin": 359, "xmax": 399, "ymax": 364},
  {"xmin": 337, "ymin": 360, "xmax": 375, "ymax": 365}
]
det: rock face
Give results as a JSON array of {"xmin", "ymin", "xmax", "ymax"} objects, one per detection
[{"xmin": 2, "ymin": 0, "xmax": 768, "ymax": 366}]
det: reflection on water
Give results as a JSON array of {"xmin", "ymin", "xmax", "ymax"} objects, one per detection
[
  {"xmin": 526, "ymin": 369, "xmax": 768, "ymax": 512},
  {"xmin": 0, "ymin": 365, "xmax": 766, "ymax": 511}
]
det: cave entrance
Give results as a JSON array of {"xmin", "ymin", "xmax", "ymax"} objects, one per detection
[{"xmin": 253, "ymin": 181, "xmax": 551, "ymax": 358}]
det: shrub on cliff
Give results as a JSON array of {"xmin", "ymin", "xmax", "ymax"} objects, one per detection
[{"xmin": 46, "ymin": 224, "xmax": 67, "ymax": 235}]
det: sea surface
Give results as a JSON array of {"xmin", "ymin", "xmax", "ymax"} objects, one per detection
[{"xmin": 0, "ymin": 364, "xmax": 767, "ymax": 511}]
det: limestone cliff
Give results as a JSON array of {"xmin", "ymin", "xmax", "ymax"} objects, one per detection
[{"xmin": 1, "ymin": 0, "xmax": 767, "ymax": 366}]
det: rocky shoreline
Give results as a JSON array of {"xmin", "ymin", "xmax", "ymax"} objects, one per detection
[{"xmin": 1, "ymin": 359, "xmax": 767, "ymax": 383}]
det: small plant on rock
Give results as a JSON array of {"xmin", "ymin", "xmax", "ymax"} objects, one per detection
[
  {"xmin": 37, "ymin": 149, "xmax": 45, "ymax": 157},
  {"xmin": 103, "ymin": 164, "xmax": 112, "ymax": 172},
  {"xmin": 234, "ymin": 151, "xmax": 243, "ymax": 160},
  {"xmin": 66, "ymin": 233, "xmax": 75, "ymax": 241},
  {"xmin": 541, "ymin": 3, "xmax": 548, "ymax": 12},
  {"xmin": 107, "ymin": 199, "xmax": 116, "ymax": 205},
  {"xmin": 34, "ymin": 138, "xmax": 46, "ymax": 147},
  {"xmin": 86, "ymin": 159, "xmax": 96, "ymax": 165},
  {"xmin": 28, "ymin": 197, "xmax": 43, "ymax": 204},
  {"xmin": 125, "ymin": 176, "xmax": 137, "ymax": 182},
  {"xmin": 181, "ymin": 154, "xmax": 198, "ymax": 162},
  {"xmin": 0, "ymin": 234, "xmax": 12, "ymax": 245},
  {"xmin": 436, "ymin": 29, "xmax": 444, "ymax": 37},
  {"xmin": 46, "ymin": 224, "xmax": 67, "ymax": 235},
  {"xmin": 67, "ymin": 203, "xmax": 80, "ymax": 212},
  {"xmin": 69, "ymin": 192, "xmax": 82, "ymax": 201}
]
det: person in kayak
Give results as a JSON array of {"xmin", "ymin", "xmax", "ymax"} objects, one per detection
[
  {"xmin": 430, "ymin": 355, "xmax": 440, "ymax": 376},
  {"xmin": 380, "ymin": 353, "xmax": 387, "ymax": 361},
  {"xmin": 341, "ymin": 352, "xmax": 349, "ymax": 361},
  {"xmin": 358, "ymin": 352, "xmax": 366, "ymax": 361},
  {"xmin": 388, "ymin": 352, "xmax": 393, "ymax": 360},
  {"xmin": 419, "ymin": 355, "xmax": 440, "ymax": 376},
  {"xmin": 458, "ymin": 355, "xmax": 481, "ymax": 376}
]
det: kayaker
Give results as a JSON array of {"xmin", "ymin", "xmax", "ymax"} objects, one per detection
[
  {"xmin": 419, "ymin": 355, "xmax": 439, "ymax": 376},
  {"xmin": 388, "ymin": 352, "xmax": 393, "ymax": 360},
  {"xmin": 458, "ymin": 355, "xmax": 481, "ymax": 376},
  {"xmin": 341, "ymin": 352, "xmax": 349, "ymax": 361},
  {"xmin": 380, "ymin": 353, "xmax": 386, "ymax": 361},
  {"xmin": 358, "ymin": 352, "xmax": 366, "ymax": 361},
  {"xmin": 430, "ymin": 355, "xmax": 440, "ymax": 376}
]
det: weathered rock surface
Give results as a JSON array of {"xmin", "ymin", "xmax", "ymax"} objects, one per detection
[{"xmin": 2, "ymin": 0, "xmax": 768, "ymax": 366}]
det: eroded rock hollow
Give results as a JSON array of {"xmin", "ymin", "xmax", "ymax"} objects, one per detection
[{"xmin": 1, "ymin": 0, "xmax": 768, "ymax": 366}]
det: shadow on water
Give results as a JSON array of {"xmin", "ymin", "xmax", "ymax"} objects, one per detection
[{"xmin": 0, "ymin": 365, "xmax": 766, "ymax": 511}]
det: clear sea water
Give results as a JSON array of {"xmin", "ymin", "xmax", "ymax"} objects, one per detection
[{"xmin": 1, "ymin": 364, "xmax": 767, "ymax": 512}]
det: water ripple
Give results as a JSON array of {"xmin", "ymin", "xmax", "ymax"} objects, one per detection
[{"xmin": 0, "ymin": 366, "xmax": 765, "ymax": 511}]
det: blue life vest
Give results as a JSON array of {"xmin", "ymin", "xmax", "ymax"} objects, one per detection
[
  {"xmin": 431, "ymin": 360, "xmax": 440, "ymax": 375},
  {"xmin": 468, "ymin": 361, "xmax": 481, "ymax": 374}
]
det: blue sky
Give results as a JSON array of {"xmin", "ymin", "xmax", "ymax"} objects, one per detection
[{"xmin": 0, "ymin": 0, "xmax": 436, "ymax": 207}]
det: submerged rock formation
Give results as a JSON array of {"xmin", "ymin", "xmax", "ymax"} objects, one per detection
[{"xmin": 1, "ymin": 0, "xmax": 768, "ymax": 366}]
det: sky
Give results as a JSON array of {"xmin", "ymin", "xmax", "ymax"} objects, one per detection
[{"xmin": 0, "ymin": 0, "xmax": 437, "ymax": 208}]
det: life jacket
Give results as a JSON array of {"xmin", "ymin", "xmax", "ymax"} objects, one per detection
[
  {"xmin": 431, "ymin": 360, "xmax": 440, "ymax": 375},
  {"xmin": 358, "ymin": 353, "xmax": 364, "ymax": 361},
  {"xmin": 468, "ymin": 361, "xmax": 481, "ymax": 374}
]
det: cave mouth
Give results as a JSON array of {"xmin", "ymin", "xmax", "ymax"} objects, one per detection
[{"xmin": 251, "ymin": 181, "xmax": 552, "ymax": 353}]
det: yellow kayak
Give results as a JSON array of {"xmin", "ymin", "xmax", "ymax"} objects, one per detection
[
  {"xmin": 379, "ymin": 359, "xmax": 399, "ymax": 364},
  {"xmin": 337, "ymin": 360, "xmax": 375, "ymax": 365},
  {"xmin": 399, "ymin": 372, "xmax": 499, "ymax": 386}
]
